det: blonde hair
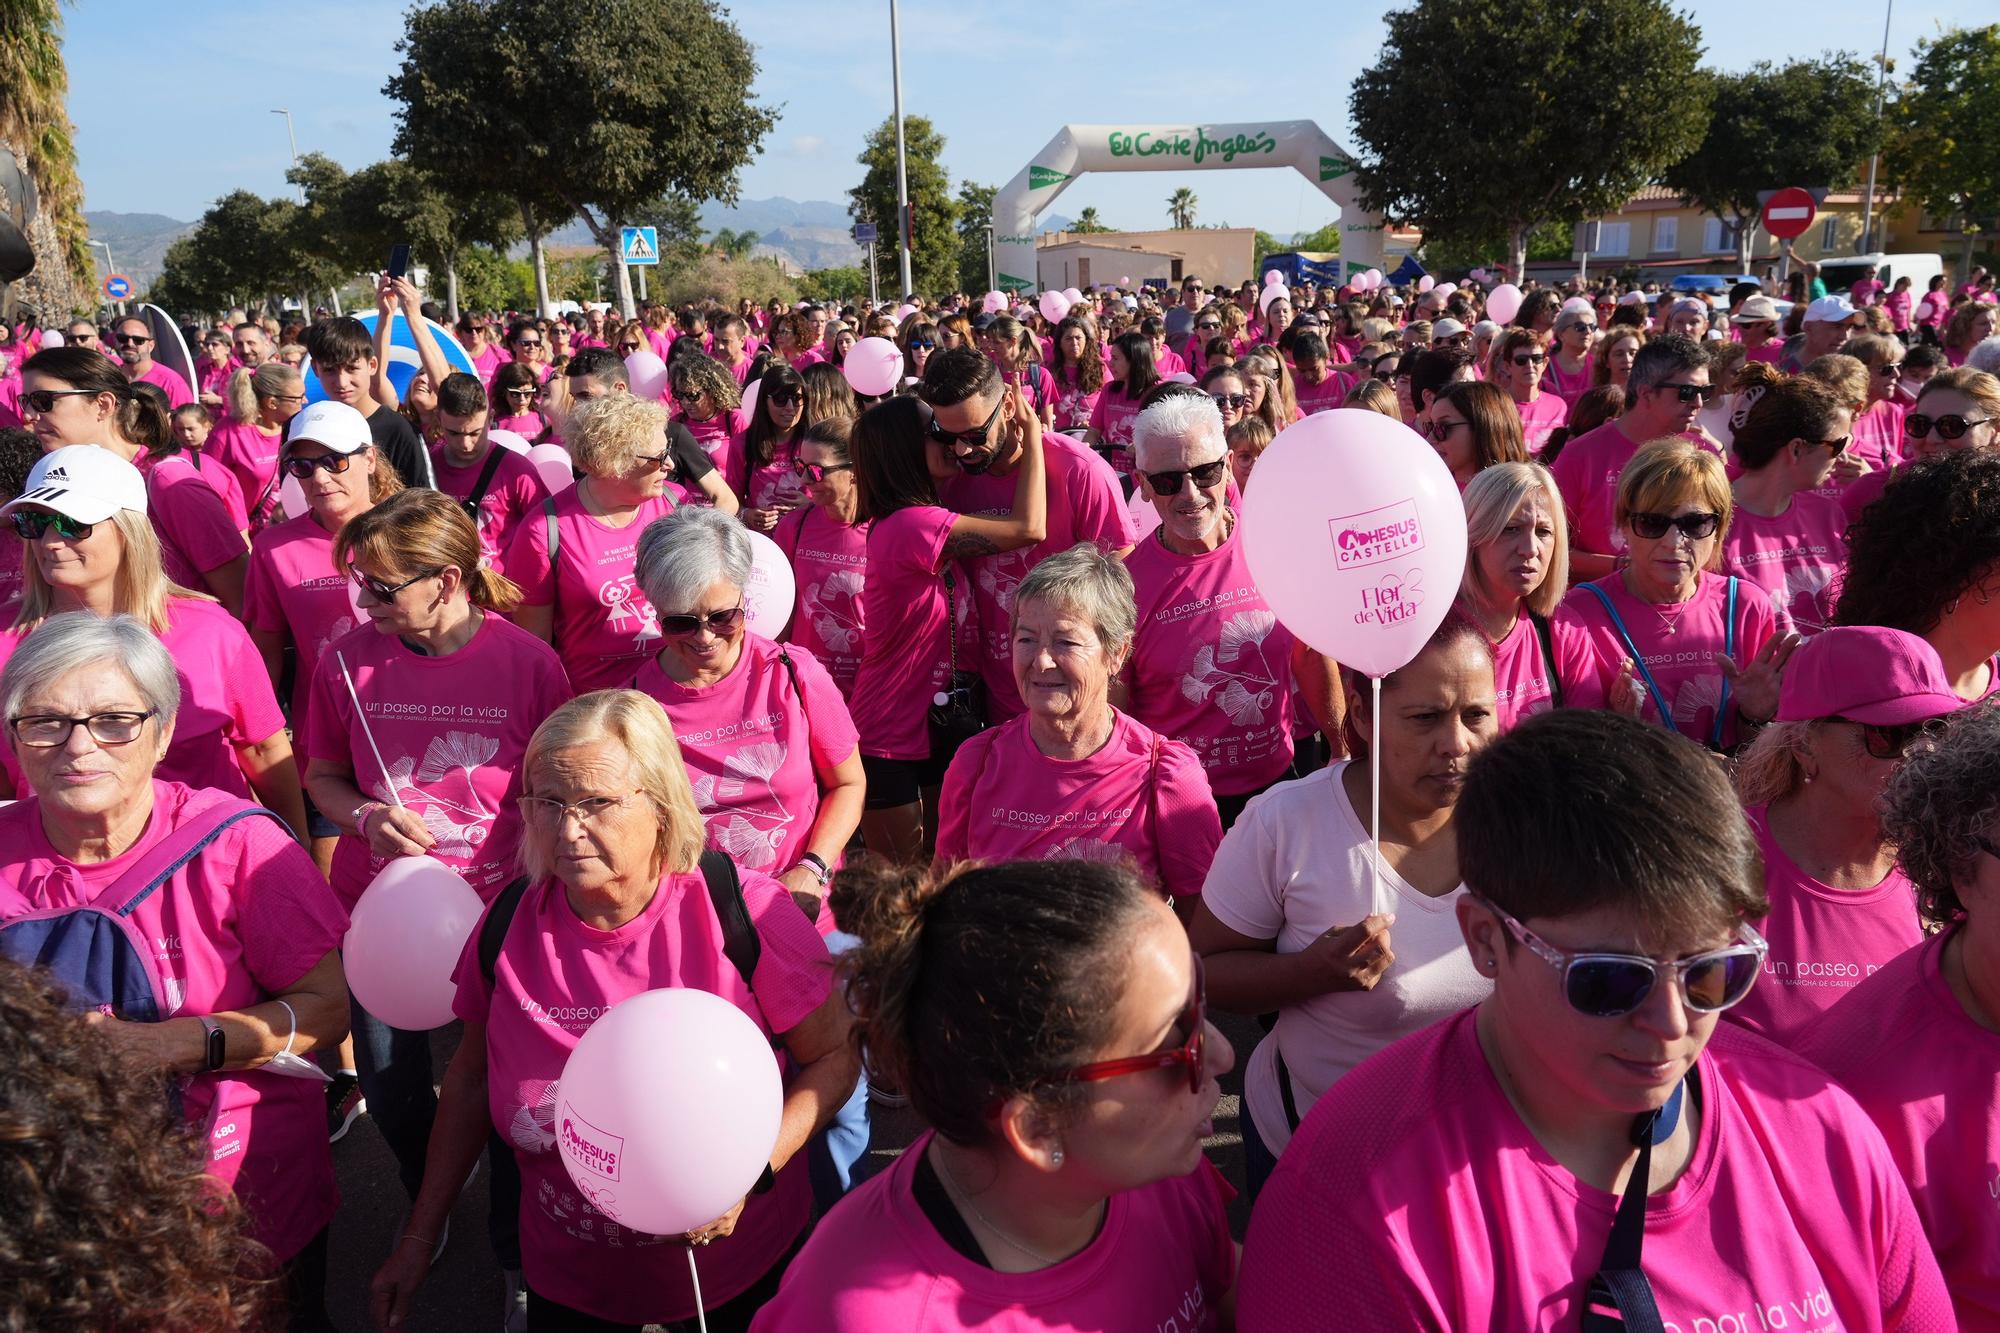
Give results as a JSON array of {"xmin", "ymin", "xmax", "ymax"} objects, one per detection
[
  {"xmin": 1733, "ymin": 720, "xmax": 1815, "ymax": 806},
  {"xmin": 1342, "ymin": 379, "xmax": 1402, "ymax": 421},
  {"xmin": 14, "ymin": 510, "xmax": 209, "ymax": 635},
  {"xmin": 519, "ymin": 690, "xmax": 708, "ymax": 881},
  {"xmin": 1461, "ymin": 462, "xmax": 1570, "ymax": 618},
  {"xmin": 230, "ymin": 362, "xmax": 300, "ymax": 426},
  {"xmin": 566, "ymin": 393, "xmax": 665, "ymax": 478},
  {"xmin": 334, "ymin": 488, "xmax": 524, "ymax": 614},
  {"xmin": 1616, "ymin": 438, "xmax": 1733, "ymax": 567}
]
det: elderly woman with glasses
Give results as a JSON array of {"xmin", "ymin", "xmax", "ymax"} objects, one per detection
[
  {"xmin": 370, "ymin": 692, "xmax": 857, "ymax": 1332},
  {"xmin": 0, "ymin": 613, "xmax": 350, "ymax": 1328},
  {"xmin": 754, "ymin": 858, "xmax": 1236, "ymax": 1329},
  {"xmin": 1239, "ymin": 709, "xmax": 1953, "ymax": 1331},
  {"xmin": 1801, "ymin": 699, "xmax": 2000, "ymax": 1326},
  {"xmin": 1558, "ymin": 439, "xmax": 1793, "ymax": 753},
  {"xmin": 1488, "ymin": 328, "xmax": 1567, "ymax": 455}
]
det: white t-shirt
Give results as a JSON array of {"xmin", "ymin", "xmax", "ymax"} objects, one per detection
[{"xmin": 1201, "ymin": 762, "xmax": 1490, "ymax": 1154}]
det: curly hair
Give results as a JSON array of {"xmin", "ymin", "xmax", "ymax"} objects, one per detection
[
  {"xmin": 666, "ymin": 353, "xmax": 742, "ymax": 416},
  {"xmin": 0, "ymin": 959, "xmax": 266, "ymax": 1331},
  {"xmin": 1879, "ymin": 700, "xmax": 2000, "ymax": 929},
  {"xmin": 1835, "ymin": 450, "xmax": 2000, "ymax": 637}
]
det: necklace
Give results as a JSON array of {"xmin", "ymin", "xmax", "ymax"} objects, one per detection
[{"xmin": 930, "ymin": 1146, "xmax": 1072, "ymax": 1269}]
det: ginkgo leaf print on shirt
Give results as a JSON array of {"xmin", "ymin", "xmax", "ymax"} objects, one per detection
[
  {"xmin": 1781, "ymin": 561, "xmax": 1837, "ymax": 636},
  {"xmin": 1180, "ymin": 609, "xmax": 1280, "ymax": 727},
  {"xmin": 804, "ymin": 568, "xmax": 865, "ymax": 654},
  {"xmin": 687, "ymin": 740, "xmax": 795, "ymax": 869},
  {"xmin": 510, "ymin": 1079, "xmax": 559, "ymax": 1153},
  {"xmin": 1672, "ymin": 673, "xmax": 1724, "ymax": 739},
  {"xmin": 368, "ymin": 730, "xmax": 502, "ymax": 857}
]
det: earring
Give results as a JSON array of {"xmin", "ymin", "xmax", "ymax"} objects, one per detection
[
  {"xmin": 1051, "ymin": 1148, "xmax": 1064, "ymax": 1169},
  {"xmin": 1483, "ymin": 957, "xmax": 1497, "ymax": 972}
]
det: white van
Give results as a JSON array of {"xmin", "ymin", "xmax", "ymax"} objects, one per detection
[{"xmin": 1816, "ymin": 252, "xmax": 1945, "ymax": 297}]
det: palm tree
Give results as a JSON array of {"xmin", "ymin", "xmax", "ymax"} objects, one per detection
[
  {"xmin": 711, "ymin": 228, "xmax": 759, "ymax": 261},
  {"xmin": 0, "ymin": 0, "xmax": 88, "ymax": 311},
  {"xmin": 1167, "ymin": 188, "xmax": 1198, "ymax": 230},
  {"xmin": 1075, "ymin": 207, "xmax": 1110, "ymax": 234}
]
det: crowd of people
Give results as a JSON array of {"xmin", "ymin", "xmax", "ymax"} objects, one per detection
[{"xmin": 0, "ymin": 252, "xmax": 1995, "ymax": 1331}]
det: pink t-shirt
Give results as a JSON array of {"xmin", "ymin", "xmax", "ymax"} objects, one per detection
[
  {"xmin": 633, "ymin": 636, "xmax": 858, "ymax": 895},
  {"xmin": 1724, "ymin": 805, "xmax": 1924, "ymax": 1049},
  {"xmin": 1514, "ymin": 390, "xmax": 1568, "ymax": 455},
  {"xmin": 1743, "ymin": 339, "xmax": 1785, "ymax": 367},
  {"xmin": 472, "ymin": 346, "xmax": 503, "ymax": 386},
  {"xmin": 1544, "ymin": 355, "xmax": 1593, "ymax": 407},
  {"xmin": 1721, "ymin": 492, "xmax": 1849, "ymax": 637},
  {"xmin": 206, "ymin": 421, "xmax": 284, "ymax": 517},
  {"xmin": 0, "ymin": 782, "xmax": 347, "ymax": 1262},
  {"xmin": 772, "ymin": 505, "xmax": 868, "ymax": 699},
  {"xmin": 1839, "ymin": 463, "xmax": 1895, "ymax": 525},
  {"xmin": 934, "ymin": 711, "xmax": 1221, "ymax": 900},
  {"xmin": 146, "ymin": 453, "xmax": 249, "ymax": 585},
  {"xmin": 1292, "ymin": 372, "xmax": 1351, "ymax": 417},
  {"xmin": 243, "ymin": 514, "xmax": 359, "ymax": 757},
  {"xmin": 492, "ymin": 410, "xmax": 545, "ymax": 441},
  {"xmin": 1237, "ymin": 1011, "xmax": 1953, "ymax": 1331},
  {"xmin": 1799, "ymin": 928, "xmax": 1998, "ymax": 1326},
  {"xmin": 1846, "ymin": 398, "xmax": 1907, "ymax": 481},
  {"xmin": 187, "ymin": 449, "xmax": 249, "ymax": 531},
  {"xmin": 500, "ymin": 487, "xmax": 679, "ymax": 693},
  {"xmin": 1883, "ymin": 290, "xmax": 1913, "ymax": 332},
  {"xmin": 1051, "ymin": 370, "xmax": 1101, "ymax": 434},
  {"xmin": 849, "ymin": 506, "xmax": 958, "ymax": 761},
  {"xmin": 1001, "ymin": 364, "xmax": 1056, "ymax": 417},
  {"xmin": 305, "ymin": 616, "xmax": 571, "ymax": 910},
  {"xmin": 752, "ymin": 1136, "xmax": 1236, "ymax": 1332},
  {"xmin": 1154, "ymin": 345, "xmax": 1188, "ymax": 378},
  {"xmin": 1556, "ymin": 571, "xmax": 1778, "ymax": 751},
  {"xmin": 431, "ymin": 444, "xmax": 552, "ymax": 569},
  {"xmin": 676, "ymin": 406, "xmax": 749, "ymax": 495},
  {"xmin": 452, "ymin": 867, "xmax": 832, "ymax": 1325},
  {"xmin": 1547, "ymin": 419, "xmax": 1719, "ymax": 558},
  {"xmin": 134, "ymin": 359, "xmax": 194, "ymax": 408},
  {"xmin": 0, "ymin": 537, "xmax": 22, "ymax": 607},
  {"xmin": 1488, "ymin": 610, "xmax": 1595, "ymax": 732},
  {"xmin": 938, "ymin": 434, "xmax": 1137, "ymax": 720},
  {"xmin": 1087, "ymin": 387, "xmax": 1146, "ymax": 474},
  {"xmin": 744, "ymin": 435, "xmax": 809, "ymax": 513},
  {"xmin": 1124, "ymin": 525, "xmax": 1298, "ymax": 795}
]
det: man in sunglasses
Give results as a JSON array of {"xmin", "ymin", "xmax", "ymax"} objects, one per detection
[
  {"xmin": 921, "ymin": 347, "xmax": 1136, "ymax": 719},
  {"xmin": 1164, "ymin": 275, "xmax": 1206, "ymax": 344},
  {"xmin": 562, "ymin": 346, "xmax": 736, "ymax": 512},
  {"xmin": 65, "ymin": 319, "xmax": 104, "ymax": 354},
  {"xmin": 1548, "ymin": 334, "xmax": 1720, "ymax": 579},
  {"xmin": 112, "ymin": 316, "xmax": 193, "ymax": 409}
]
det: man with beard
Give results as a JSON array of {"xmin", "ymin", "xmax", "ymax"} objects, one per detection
[{"xmin": 111, "ymin": 315, "xmax": 193, "ymax": 408}]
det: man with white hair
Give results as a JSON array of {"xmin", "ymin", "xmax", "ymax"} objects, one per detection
[
  {"xmin": 1781, "ymin": 296, "xmax": 1865, "ymax": 374},
  {"xmin": 1120, "ymin": 391, "xmax": 1339, "ymax": 826}
]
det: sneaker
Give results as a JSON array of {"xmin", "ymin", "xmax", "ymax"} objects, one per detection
[
  {"xmin": 326, "ymin": 1073, "xmax": 365, "ymax": 1143},
  {"xmin": 502, "ymin": 1268, "xmax": 528, "ymax": 1333}
]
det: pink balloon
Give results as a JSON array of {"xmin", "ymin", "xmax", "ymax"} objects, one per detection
[
  {"xmin": 1165, "ymin": 371, "xmax": 1196, "ymax": 384},
  {"xmin": 740, "ymin": 529, "xmax": 796, "ymax": 637},
  {"xmin": 843, "ymin": 336, "xmax": 903, "ymax": 398},
  {"xmin": 1062, "ymin": 287, "xmax": 1083, "ymax": 304},
  {"xmin": 739, "ymin": 375, "xmax": 761, "ymax": 422},
  {"xmin": 526, "ymin": 442, "xmax": 575, "ymax": 494},
  {"xmin": 624, "ymin": 349, "xmax": 669, "ymax": 401},
  {"xmin": 1486, "ymin": 283, "xmax": 1525, "ymax": 325},
  {"xmin": 1417, "ymin": 275, "xmax": 1435, "ymax": 293},
  {"xmin": 982, "ymin": 290, "xmax": 1007, "ymax": 314},
  {"xmin": 1239, "ymin": 408, "xmax": 1467, "ymax": 677},
  {"xmin": 342, "ymin": 856, "xmax": 485, "ymax": 1031},
  {"xmin": 1435, "ymin": 281, "xmax": 1458, "ymax": 298},
  {"xmin": 1259, "ymin": 284, "xmax": 1290, "ymax": 313},
  {"xmin": 1038, "ymin": 291, "xmax": 1071, "ymax": 324},
  {"xmin": 1365, "ymin": 269, "xmax": 1384, "ymax": 290},
  {"xmin": 556, "ymin": 988, "xmax": 784, "ymax": 1236},
  {"xmin": 487, "ymin": 428, "xmax": 530, "ymax": 455},
  {"xmin": 894, "ymin": 303, "xmax": 918, "ymax": 321},
  {"xmin": 279, "ymin": 473, "xmax": 306, "ymax": 521},
  {"xmin": 1264, "ymin": 270, "xmax": 1284, "ymax": 287}
]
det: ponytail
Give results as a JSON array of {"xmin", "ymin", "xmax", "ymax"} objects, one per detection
[
  {"xmin": 467, "ymin": 565, "xmax": 523, "ymax": 614},
  {"xmin": 227, "ymin": 368, "xmax": 258, "ymax": 425}
]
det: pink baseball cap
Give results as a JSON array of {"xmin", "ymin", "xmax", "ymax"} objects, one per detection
[{"xmin": 1775, "ymin": 626, "xmax": 1966, "ymax": 726}]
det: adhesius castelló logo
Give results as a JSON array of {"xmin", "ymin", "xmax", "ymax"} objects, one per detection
[
  {"xmin": 1329, "ymin": 498, "xmax": 1426, "ymax": 571},
  {"xmin": 557, "ymin": 1104, "xmax": 624, "ymax": 1181}
]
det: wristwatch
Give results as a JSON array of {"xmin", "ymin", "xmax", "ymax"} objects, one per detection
[{"xmin": 197, "ymin": 1016, "xmax": 226, "ymax": 1072}]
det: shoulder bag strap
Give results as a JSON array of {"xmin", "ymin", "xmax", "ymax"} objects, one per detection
[
  {"xmin": 477, "ymin": 875, "xmax": 533, "ymax": 986},
  {"xmin": 1709, "ymin": 578, "xmax": 1738, "ymax": 752},
  {"xmin": 1529, "ymin": 612, "xmax": 1565, "ymax": 710},
  {"xmin": 1578, "ymin": 583, "xmax": 1676, "ymax": 734},
  {"xmin": 1578, "ymin": 1078, "xmax": 1685, "ymax": 1333},
  {"xmin": 940, "ymin": 565, "xmax": 959, "ymax": 683},
  {"xmin": 699, "ymin": 849, "xmax": 760, "ymax": 990},
  {"xmin": 462, "ymin": 444, "xmax": 509, "ymax": 519}
]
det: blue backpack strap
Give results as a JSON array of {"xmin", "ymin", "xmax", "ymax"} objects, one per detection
[
  {"xmin": 106, "ymin": 799, "xmax": 292, "ymax": 919},
  {"xmin": 1709, "ymin": 577, "xmax": 1739, "ymax": 751},
  {"xmin": 1579, "ymin": 583, "xmax": 1676, "ymax": 734}
]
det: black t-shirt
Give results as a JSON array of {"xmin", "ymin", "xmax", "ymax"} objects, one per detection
[
  {"xmin": 367, "ymin": 405, "xmax": 432, "ymax": 488},
  {"xmin": 666, "ymin": 420, "xmax": 716, "ymax": 488}
]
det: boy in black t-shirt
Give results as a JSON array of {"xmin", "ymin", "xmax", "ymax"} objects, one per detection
[{"xmin": 301, "ymin": 316, "xmax": 433, "ymax": 487}]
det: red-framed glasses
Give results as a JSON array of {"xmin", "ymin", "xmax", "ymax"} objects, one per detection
[{"xmin": 1047, "ymin": 957, "xmax": 1206, "ymax": 1096}]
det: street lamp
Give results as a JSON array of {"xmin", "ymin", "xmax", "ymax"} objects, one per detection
[
  {"xmin": 888, "ymin": 0, "xmax": 912, "ymax": 298},
  {"xmin": 271, "ymin": 108, "xmax": 303, "ymax": 202},
  {"xmin": 1858, "ymin": 0, "xmax": 1894, "ymax": 255}
]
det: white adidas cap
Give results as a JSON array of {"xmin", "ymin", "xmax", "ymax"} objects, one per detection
[{"xmin": 2, "ymin": 445, "xmax": 148, "ymax": 524}]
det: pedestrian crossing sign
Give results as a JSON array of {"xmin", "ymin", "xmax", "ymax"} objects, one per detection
[{"xmin": 620, "ymin": 226, "xmax": 659, "ymax": 265}]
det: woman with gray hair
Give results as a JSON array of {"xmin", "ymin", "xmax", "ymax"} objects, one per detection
[
  {"xmin": 1801, "ymin": 699, "xmax": 2000, "ymax": 1325},
  {"xmin": 934, "ymin": 543, "xmax": 1222, "ymax": 917},
  {"xmin": 0, "ymin": 612, "xmax": 351, "ymax": 1327}
]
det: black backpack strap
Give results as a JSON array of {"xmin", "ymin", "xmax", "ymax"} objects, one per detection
[
  {"xmin": 477, "ymin": 875, "xmax": 532, "ymax": 986},
  {"xmin": 699, "ymin": 848, "xmax": 760, "ymax": 990},
  {"xmin": 1529, "ymin": 612, "xmax": 1565, "ymax": 710},
  {"xmin": 462, "ymin": 444, "xmax": 509, "ymax": 519}
]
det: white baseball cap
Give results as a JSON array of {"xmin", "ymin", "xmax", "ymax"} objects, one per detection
[
  {"xmin": 2, "ymin": 445, "xmax": 148, "ymax": 524},
  {"xmin": 285, "ymin": 400, "xmax": 374, "ymax": 455},
  {"xmin": 1803, "ymin": 295, "xmax": 1863, "ymax": 326},
  {"xmin": 1431, "ymin": 318, "xmax": 1470, "ymax": 339}
]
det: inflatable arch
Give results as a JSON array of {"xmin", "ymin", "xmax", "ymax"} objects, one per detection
[{"xmin": 991, "ymin": 121, "xmax": 1386, "ymax": 293}]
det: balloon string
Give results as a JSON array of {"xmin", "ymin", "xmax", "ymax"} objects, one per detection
[
  {"xmin": 338, "ymin": 650, "xmax": 404, "ymax": 809},
  {"xmin": 685, "ymin": 1246, "xmax": 709, "ymax": 1333},
  {"xmin": 1370, "ymin": 675, "xmax": 1383, "ymax": 901}
]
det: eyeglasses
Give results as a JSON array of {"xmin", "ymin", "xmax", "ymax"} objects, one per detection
[
  {"xmin": 514, "ymin": 339, "xmax": 543, "ymax": 350},
  {"xmin": 1048, "ymin": 957, "xmax": 1206, "ymax": 1096},
  {"xmin": 68, "ymin": 330, "xmax": 98, "ymax": 342},
  {"xmin": 352, "ymin": 567, "xmax": 441, "ymax": 601},
  {"xmin": 1906, "ymin": 413, "xmax": 1994, "ymax": 441},
  {"xmin": 1660, "ymin": 381, "xmax": 1720, "ymax": 404},
  {"xmin": 22, "ymin": 387, "xmax": 106, "ymax": 417},
  {"xmin": 1422, "ymin": 417, "xmax": 1466, "ymax": 440},
  {"xmin": 1141, "ymin": 458, "xmax": 1229, "ymax": 494},
  {"xmin": 1813, "ymin": 435, "xmax": 1851, "ymax": 456},
  {"xmin": 1510, "ymin": 352, "xmax": 1548, "ymax": 368},
  {"xmin": 658, "ymin": 605, "xmax": 745, "ymax": 638},
  {"xmin": 517, "ymin": 791, "xmax": 644, "ymax": 828},
  {"xmin": 670, "ymin": 389, "xmax": 701, "ymax": 405},
  {"xmin": 1211, "ymin": 392, "xmax": 1249, "ymax": 410},
  {"xmin": 203, "ymin": 340, "xmax": 230, "ymax": 349},
  {"xmin": 1627, "ymin": 510, "xmax": 1721, "ymax": 541},
  {"xmin": 283, "ymin": 452, "xmax": 357, "ymax": 478},
  {"xmin": 793, "ymin": 458, "xmax": 853, "ymax": 483},
  {"xmin": 115, "ymin": 334, "xmax": 153, "ymax": 346},
  {"xmin": 1483, "ymin": 899, "xmax": 1766, "ymax": 1018},
  {"xmin": 1824, "ymin": 714, "xmax": 1946, "ymax": 760},
  {"xmin": 1562, "ymin": 322, "xmax": 1598, "ymax": 335},
  {"xmin": 1874, "ymin": 362, "xmax": 1904, "ymax": 376},
  {"xmin": 10, "ymin": 511, "xmax": 94, "ymax": 541},
  {"xmin": 923, "ymin": 397, "xmax": 1003, "ymax": 447},
  {"xmin": 11, "ymin": 710, "xmax": 158, "ymax": 748}
]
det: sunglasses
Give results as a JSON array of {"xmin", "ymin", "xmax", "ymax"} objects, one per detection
[
  {"xmin": 1563, "ymin": 322, "xmax": 1598, "ymax": 334},
  {"xmin": 1906, "ymin": 413, "xmax": 1994, "ymax": 441},
  {"xmin": 765, "ymin": 388, "xmax": 801, "ymax": 407},
  {"xmin": 909, "ymin": 339, "xmax": 936, "ymax": 351},
  {"xmin": 1628, "ymin": 510, "xmax": 1721, "ymax": 540},
  {"xmin": 11, "ymin": 510, "xmax": 93, "ymax": 541},
  {"xmin": 284, "ymin": 452, "xmax": 357, "ymax": 478},
  {"xmin": 617, "ymin": 342, "xmax": 642, "ymax": 353},
  {"xmin": 1196, "ymin": 321, "xmax": 1222, "ymax": 331},
  {"xmin": 1661, "ymin": 382, "xmax": 1720, "ymax": 404},
  {"xmin": 1485, "ymin": 900, "xmax": 1766, "ymax": 1018},
  {"xmin": 1211, "ymin": 392, "xmax": 1249, "ymax": 410},
  {"xmin": 514, "ymin": 339, "xmax": 543, "ymax": 350},
  {"xmin": 352, "ymin": 567, "xmax": 440, "ymax": 601},
  {"xmin": 115, "ymin": 334, "xmax": 153, "ymax": 346},
  {"xmin": 1874, "ymin": 362, "xmax": 1903, "ymax": 376},
  {"xmin": 1050, "ymin": 956, "xmax": 1206, "ymax": 1096},
  {"xmin": 1510, "ymin": 352, "xmax": 1548, "ymax": 367},
  {"xmin": 924, "ymin": 397, "xmax": 1003, "ymax": 447},
  {"xmin": 1142, "ymin": 457, "xmax": 1229, "ymax": 494},
  {"xmin": 658, "ymin": 605, "xmax": 745, "ymax": 638},
  {"xmin": 1813, "ymin": 435, "xmax": 1851, "ymax": 455},
  {"xmin": 792, "ymin": 458, "xmax": 853, "ymax": 483},
  {"xmin": 20, "ymin": 388, "xmax": 100, "ymax": 414},
  {"xmin": 504, "ymin": 387, "xmax": 537, "ymax": 399},
  {"xmin": 1422, "ymin": 417, "xmax": 1466, "ymax": 441},
  {"xmin": 1825, "ymin": 714, "xmax": 1946, "ymax": 760}
]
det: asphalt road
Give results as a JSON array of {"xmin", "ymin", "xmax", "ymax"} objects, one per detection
[{"xmin": 325, "ymin": 1012, "xmax": 1266, "ymax": 1333}]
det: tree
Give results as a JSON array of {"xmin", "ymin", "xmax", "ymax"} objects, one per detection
[
  {"xmin": 797, "ymin": 267, "xmax": 867, "ymax": 304},
  {"xmin": 1350, "ymin": 0, "xmax": 1709, "ymax": 280},
  {"xmin": 1073, "ymin": 207, "xmax": 1112, "ymax": 234},
  {"xmin": 1661, "ymin": 58, "xmax": 1881, "ymax": 269},
  {"xmin": 0, "ymin": 0, "xmax": 87, "ymax": 314},
  {"xmin": 849, "ymin": 114, "xmax": 959, "ymax": 297},
  {"xmin": 710, "ymin": 228, "xmax": 759, "ymax": 261},
  {"xmin": 1167, "ymin": 187, "xmax": 1198, "ymax": 230},
  {"xmin": 955, "ymin": 181, "xmax": 997, "ymax": 292},
  {"xmin": 1291, "ymin": 223, "xmax": 1343, "ymax": 254},
  {"xmin": 389, "ymin": 0, "xmax": 773, "ymax": 318},
  {"xmin": 1886, "ymin": 25, "xmax": 2000, "ymax": 275},
  {"xmin": 339, "ymin": 158, "xmax": 519, "ymax": 320}
]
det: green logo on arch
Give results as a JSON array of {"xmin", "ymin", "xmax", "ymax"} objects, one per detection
[
  {"xmin": 1029, "ymin": 165, "xmax": 1072, "ymax": 191},
  {"xmin": 1319, "ymin": 157, "xmax": 1353, "ymax": 182}
]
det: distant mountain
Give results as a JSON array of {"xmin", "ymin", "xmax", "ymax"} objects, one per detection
[
  {"xmin": 1038, "ymin": 214, "xmax": 1075, "ymax": 234},
  {"xmin": 85, "ymin": 211, "xmax": 194, "ymax": 288}
]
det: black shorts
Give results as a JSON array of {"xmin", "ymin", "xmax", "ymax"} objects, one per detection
[{"xmin": 861, "ymin": 750, "xmax": 951, "ymax": 809}]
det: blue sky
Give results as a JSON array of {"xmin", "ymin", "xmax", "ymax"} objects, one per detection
[{"xmin": 66, "ymin": 0, "xmax": 1992, "ymax": 235}]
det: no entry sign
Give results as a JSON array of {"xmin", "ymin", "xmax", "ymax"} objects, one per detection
[{"xmin": 1760, "ymin": 188, "xmax": 1818, "ymax": 241}]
